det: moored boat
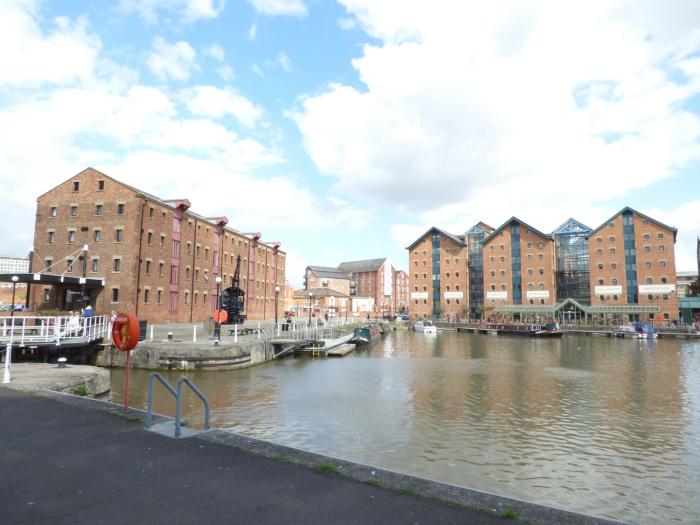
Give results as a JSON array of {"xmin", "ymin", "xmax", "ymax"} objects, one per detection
[
  {"xmin": 351, "ymin": 324, "xmax": 382, "ymax": 344},
  {"xmin": 614, "ymin": 322, "xmax": 657, "ymax": 339},
  {"xmin": 413, "ymin": 321, "xmax": 437, "ymax": 334}
]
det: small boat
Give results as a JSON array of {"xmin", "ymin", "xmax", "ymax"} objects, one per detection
[
  {"xmin": 532, "ymin": 322, "xmax": 563, "ymax": 337},
  {"xmin": 614, "ymin": 322, "xmax": 658, "ymax": 339},
  {"xmin": 413, "ymin": 321, "xmax": 437, "ymax": 334},
  {"xmin": 351, "ymin": 324, "xmax": 381, "ymax": 344}
]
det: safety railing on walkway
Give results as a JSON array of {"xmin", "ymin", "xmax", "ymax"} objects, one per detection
[
  {"xmin": 146, "ymin": 372, "xmax": 210, "ymax": 438},
  {"xmin": 0, "ymin": 315, "xmax": 109, "ymax": 347}
]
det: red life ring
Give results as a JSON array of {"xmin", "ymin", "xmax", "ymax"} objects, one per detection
[
  {"xmin": 112, "ymin": 313, "xmax": 140, "ymax": 351},
  {"xmin": 212, "ymin": 309, "xmax": 228, "ymax": 323}
]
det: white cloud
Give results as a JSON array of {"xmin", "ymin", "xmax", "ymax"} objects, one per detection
[
  {"xmin": 217, "ymin": 65, "xmax": 235, "ymax": 81},
  {"xmin": 119, "ymin": 0, "xmax": 226, "ymax": 23},
  {"xmin": 247, "ymin": 0, "xmax": 307, "ymax": 17},
  {"xmin": 0, "ymin": 1, "xmax": 101, "ymax": 88},
  {"xmin": 252, "ymin": 63, "xmax": 264, "ymax": 77},
  {"xmin": 204, "ymin": 43, "xmax": 225, "ymax": 61},
  {"xmin": 338, "ymin": 17, "xmax": 357, "ymax": 30},
  {"xmin": 277, "ymin": 52, "xmax": 292, "ymax": 72},
  {"xmin": 248, "ymin": 23, "xmax": 258, "ymax": 41},
  {"xmin": 183, "ymin": 85, "xmax": 263, "ymax": 127},
  {"xmin": 147, "ymin": 37, "xmax": 198, "ymax": 81},
  {"xmin": 293, "ymin": 0, "xmax": 700, "ymax": 223}
]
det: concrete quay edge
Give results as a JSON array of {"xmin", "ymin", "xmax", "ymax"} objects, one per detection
[{"xmin": 30, "ymin": 389, "xmax": 629, "ymax": 525}]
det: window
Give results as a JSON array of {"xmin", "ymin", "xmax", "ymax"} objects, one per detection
[
  {"xmin": 70, "ymin": 206, "xmax": 77, "ymax": 217},
  {"xmin": 147, "ymin": 232, "xmax": 153, "ymax": 245},
  {"xmin": 647, "ymin": 294, "xmax": 653, "ymax": 301},
  {"xmin": 117, "ymin": 203, "xmax": 125, "ymax": 215},
  {"xmin": 160, "ymin": 234, "xmax": 165, "ymax": 247},
  {"xmin": 644, "ymin": 245, "xmax": 651, "ymax": 253},
  {"xmin": 455, "ymin": 272, "xmax": 459, "ymax": 277},
  {"xmin": 611, "ymin": 263, "xmax": 617, "ymax": 270},
  {"xmin": 68, "ymin": 231, "xmax": 76, "ymax": 243},
  {"xmin": 608, "ymin": 222, "xmax": 614, "ymax": 228},
  {"xmin": 111, "ymin": 288, "xmax": 119, "ymax": 302},
  {"xmin": 597, "ymin": 263, "xmax": 604, "ymax": 270},
  {"xmin": 98, "ymin": 180, "xmax": 105, "ymax": 191},
  {"xmin": 643, "ymin": 233, "xmax": 650, "ymax": 240},
  {"xmin": 659, "ymin": 260, "xmax": 666, "ymax": 268},
  {"xmin": 612, "ymin": 278, "xmax": 618, "ymax": 285},
  {"xmin": 95, "ymin": 204, "xmax": 103, "ymax": 215},
  {"xmin": 159, "ymin": 262, "xmax": 164, "ymax": 277},
  {"xmin": 115, "ymin": 229, "xmax": 123, "ymax": 242},
  {"xmin": 500, "ymin": 284, "xmax": 506, "ymax": 290},
  {"xmin": 609, "ymin": 248, "xmax": 616, "ymax": 255},
  {"xmin": 527, "ymin": 254, "xmax": 532, "ymax": 261},
  {"xmin": 537, "ymin": 241, "xmax": 543, "ymax": 249},
  {"xmin": 598, "ymin": 279, "xmax": 604, "ymax": 285},
  {"xmin": 596, "ymin": 237, "xmax": 602, "ymax": 243},
  {"xmin": 646, "ymin": 277, "xmax": 653, "ymax": 284},
  {"xmin": 500, "ymin": 270, "xmax": 506, "ymax": 276},
  {"xmin": 144, "ymin": 289, "xmax": 150, "ymax": 303},
  {"xmin": 157, "ymin": 290, "xmax": 162, "ymax": 304},
  {"xmin": 499, "ymin": 256, "xmax": 505, "ymax": 262},
  {"xmin": 613, "ymin": 295, "xmax": 619, "ymax": 301},
  {"xmin": 609, "ymin": 236, "xmax": 615, "ymax": 241},
  {"xmin": 642, "ymin": 218, "xmax": 649, "ymax": 225},
  {"xmin": 47, "ymin": 231, "xmax": 55, "ymax": 243},
  {"xmin": 538, "ymin": 268, "xmax": 544, "ymax": 275},
  {"xmin": 527, "ymin": 269, "xmax": 533, "ymax": 275},
  {"xmin": 73, "ymin": 181, "xmax": 79, "ymax": 192},
  {"xmin": 145, "ymin": 260, "xmax": 151, "ymax": 274},
  {"xmin": 113, "ymin": 258, "xmax": 121, "ymax": 272},
  {"xmin": 528, "ymin": 283, "xmax": 533, "ymax": 290},
  {"xmin": 187, "ymin": 242, "xmax": 191, "ymax": 255},
  {"xmin": 538, "ymin": 253, "xmax": 544, "ymax": 260},
  {"xmin": 196, "ymin": 245, "xmax": 200, "ymax": 257},
  {"xmin": 657, "ymin": 232, "xmax": 664, "ymax": 239},
  {"xmin": 50, "ymin": 206, "xmax": 57, "ymax": 217},
  {"xmin": 94, "ymin": 229, "xmax": 101, "ymax": 243},
  {"xmin": 170, "ymin": 265, "xmax": 179, "ymax": 285},
  {"xmin": 91, "ymin": 258, "xmax": 99, "ymax": 272},
  {"xmin": 644, "ymin": 261, "xmax": 652, "ymax": 269},
  {"xmin": 205, "ymin": 248, "xmax": 209, "ymax": 260},
  {"xmin": 661, "ymin": 277, "xmax": 668, "ymax": 284},
  {"xmin": 490, "ymin": 270, "xmax": 495, "ymax": 277},
  {"xmin": 596, "ymin": 249, "xmax": 603, "ymax": 255},
  {"xmin": 149, "ymin": 207, "xmax": 154, "ymax": 218},
  {"xmin": 658, "ymin": 245, "xmax": 665, "ymax": 252},
  {"xmin": 162, "ymin": 211, "xmax": 166, "ymax": 222},
  {"xmin": 185, "ymin": 292, "xmax": 189, "ymax": 305},
  {"xmin": 66, "ymin": 259, "xmax": 74, "ymax": 273},
  {"xmin": 489, "ymin": 256, "xmax": 495, "ymax": 263}
]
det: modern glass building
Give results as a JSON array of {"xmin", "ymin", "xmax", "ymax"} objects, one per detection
[
  {"xmin": 467, "ymin": 223, "xmax": 492, "ymax": 318},
  {"xmin": 552, "ymin": 219, "xmax": 591, "ymax": 304}
]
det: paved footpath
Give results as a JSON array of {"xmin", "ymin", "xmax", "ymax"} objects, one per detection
[{"xmin": 0, "ymin": 388, "xmax": 507, "ymax": 525}]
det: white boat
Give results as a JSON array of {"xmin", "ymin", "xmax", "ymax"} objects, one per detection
[
  {"xmin": 614, "ymin": 323, "xmax": 658, "ymax": 339},
  {"xmin": 413, "ymin": 321, "xmax": 437, "ymax": 334}
]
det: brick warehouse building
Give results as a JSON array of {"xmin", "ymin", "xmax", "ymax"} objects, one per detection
[
  {"xmin": 337, "ymin": 258, "xmax": 396, "ymax": 316},
  {"xmin": 406, "ymin": 207, "xmax": 679, "ymax": 324},
  {"xmin": 31, "ymin": 168, "xmax": 286, "ymax": 323}
]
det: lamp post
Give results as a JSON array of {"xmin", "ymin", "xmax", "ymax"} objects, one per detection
[
  {"xmin": 275, "ymin": 285, "xmax": 280, "ymax": 328},
  {"xmin": 10, "ymin": 275, "xmax": 18, "ymax": 317},
  {"xmin": 214, "ymin": 276, "xmax": 222, "ymax": 342},
  {"xmin": 308, "ymin": 292, "xmax": 313, "ymax": 326}
]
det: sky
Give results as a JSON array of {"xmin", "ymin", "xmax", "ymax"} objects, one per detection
[{"xmin": 1, "ymin": 0, "xmax": 700, "ymax": 287}]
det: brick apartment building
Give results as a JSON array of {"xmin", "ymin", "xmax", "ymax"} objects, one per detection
[
  {"xmin": 406, "ymin": 207, "xmax": 679, "ymax": 324},
  {"xmin": 304, "ymin": 266, "xmax": 352, "ymax": 296},
  {"xmin": 338, "ymin": 258, "xmax": 396, "ymax": 315},
  {"xmin": 394, "ymin": 269, "xmax": 409, "ymax": 313},
  {"xmin": 31, "ymin": 168, "xmax": 286, "ymax": 323}
]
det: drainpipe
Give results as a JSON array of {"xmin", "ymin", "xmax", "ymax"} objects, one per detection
[
  {"xmin": 134, "ymin": 199, "xmax": 146, "ymax": 316},
  {"xmin": 263, "ymin": 249, "xmax": 268, "ymax": 320}
]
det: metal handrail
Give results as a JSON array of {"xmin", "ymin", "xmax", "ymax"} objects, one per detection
[
  {"xmin": 146, "ymin": 372, "xmax": 178, "ymax": 429},
  {"xmin": 175, "ymin": 377, "xmax": 210, "ymax": 438}
]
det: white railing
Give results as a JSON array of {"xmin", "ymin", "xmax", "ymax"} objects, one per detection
[{"xmin": 0, "ymin": 315, "xmax": 110, "ymax": 346}]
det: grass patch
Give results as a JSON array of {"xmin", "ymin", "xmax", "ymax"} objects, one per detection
[
  {"xmin": 364, "ymin": 479, "xmax": 380, "ymax": 487},
  {"xmin": 98, "ymin": 409, "xmax": 143, "ymax": 423},
  {"xmin": 500, "ymin": 507, "xmax": 518, "ymax": 520},
  {"xmin": 274, "ymin": 455, "xmax": 298, "ymax": 465},
  {"xmin": 399, "ymin": 487, "xmax": 417, "ymax": 496},
  {"xmin": 315, "ymin": 462, "xmax": 342, "ymax": 475},
  {"xmin": 72, "ymin": 385, "xmax": 88, "ymax": 396}
]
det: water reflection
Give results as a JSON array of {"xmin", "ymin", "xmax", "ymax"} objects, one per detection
[{"xmin": 111, "ymin": 331, "xmax": 700, "ymax": 524}]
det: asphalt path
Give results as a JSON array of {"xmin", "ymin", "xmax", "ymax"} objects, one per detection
[{"xmin": 0, "ymin": 388, "xmax": 506, "ymax": 525}]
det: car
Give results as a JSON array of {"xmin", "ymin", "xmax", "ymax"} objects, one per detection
[{"xmin": 398, "ymin": 313, "xmax": 410, "ymax": 321}]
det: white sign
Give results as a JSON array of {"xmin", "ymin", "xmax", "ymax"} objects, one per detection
[
  {"xmin": 486, "ymin": 291, "xmax": 508, "ymax": 299},
  {"xmin": 526, "ymin": 290, "xmax": 549, "ymax": 299},
  {"xmin": 444, "ymin": 291, "xmax": 464, "ymax": 299},
  {"xmin": 411, "ymin": 292, "xmax": 429, "ymax": 300},
  {"xmin": 595, "ymin": 285, "xmax": 622, "ymax": 295},
  {"xmin": 638, "ymin": 284, "xmax": 676, "ymax": 294}
]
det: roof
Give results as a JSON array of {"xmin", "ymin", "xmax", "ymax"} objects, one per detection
[
  {"xmin": 465, "ymin": 222, "xmax": 495, "ymax": 235},
  {"xmin": 481, "ymin": 216, "xmax": 551, "ymax": 245},
  {"xmin": 551, "ymin": 218, "xmax": 592, "ymax": 235},
  {"xmin": 588, "ymin": 207, "xmax": 678, "ymax": 241},
  {"xmin": 405, "ymin": 227, "xmax": 465, "ymax": 251},
  {"xmin": 293, "ymin": 287, "xmax": 348, "ymax": 298},
  {"xmin": 37, "ymin": 168, "xmax": 286, "ymax": 253},
  {"xmin": 338, "ymin": 258, "xmax": 388, "ymax": 274},
  {"xmin": 306, "ymin": 266, "xmax": 350, "ymax": 280},
  {"xmin": 493, "ymin": 299, "xmax": 660, "ymax": 315}
]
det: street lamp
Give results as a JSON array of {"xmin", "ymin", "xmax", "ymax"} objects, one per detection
[
  {"xmin": 10, "ymin": 275, "xmax": 19, "ymax": 317},
  {"xmin": 214, "ymin": 276, "xmax": 223, "ymax": 342},
  {"xmin": 275, "ymin": 285, "xmax": 280, "ymax": 328},
  {"xmin": 308, "ymin": 292, "xmax": 313, "ymax": 326}
]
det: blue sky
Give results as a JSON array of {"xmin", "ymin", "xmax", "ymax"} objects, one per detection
[{"xmin": 2, "ymin": 0, "xmax": 700, "ymax": 287}]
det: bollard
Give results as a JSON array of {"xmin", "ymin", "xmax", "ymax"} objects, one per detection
[
  {"xmin": 168, "ymin": 332, "xmax": 173, "ymax": 342},
  {"xmin": 234, "ymin": 323, "xmax": 238, "ymax": 343},
  {"xmin": 193, "ymin": 325, "xmax": 197, "ymax": 343},
  {"xmin": 2, "ymin": 343, "xmax": 11, "ymax": 383},
  {"xmin": 150, "ymin": 325, "xmax": 154, "ymax": 341},
  {"xmin": 257, "ymin": 322, "xmax": 261, "ymax": 340},
  {"xmin": 57, "ymin": 357, "xmax": 67, "ymax": 369}
]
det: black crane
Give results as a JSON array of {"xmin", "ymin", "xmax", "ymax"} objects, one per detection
[{"xmin": 221, "ymin": 255, "xmax": 246, "ymax": 324}]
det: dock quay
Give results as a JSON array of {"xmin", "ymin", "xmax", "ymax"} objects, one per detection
[{"xmin": 0, "ymin": 387, "xmax": 624, "ymax": 525}]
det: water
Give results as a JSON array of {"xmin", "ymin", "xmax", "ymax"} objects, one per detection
[{"xmin": 111, "ymin": 330, "xmax": 700, "ymax": 524}]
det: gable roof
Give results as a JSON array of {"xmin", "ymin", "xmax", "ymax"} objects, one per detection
[
  {"xmin": 551, "ymin": 218, "xmax": 592, "ymax": 235},
  {"xmin": 405, "ymin": 227, "xmax": 465, "ymax": 251},
  {"xmin": 466, "ymin": 221, "xmax": 495, "ymax": 235},
  {"xmin": 306, "ymin": 265, "xmax": 350, "ymax": 279},
  {"xmin": 588, "ymin": 207, "xmax": 678, "ymax": 241},
  {"xmin": 338, "ymin": 258, "xmax": 388, "ymax": 273},
  {"xmin": 481, "ymin": 216, "xmax": 551, "ymax": 245}
]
